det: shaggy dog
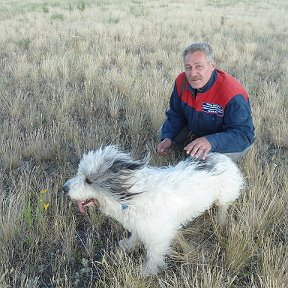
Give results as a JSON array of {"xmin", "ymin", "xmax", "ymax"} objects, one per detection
[{"xmin": 63, "ymin": 145, "xmax": 244, "ymax": 275}]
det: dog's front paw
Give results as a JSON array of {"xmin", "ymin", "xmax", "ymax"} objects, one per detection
[
  {"xmin": 118, "ymin": 238, "xmax": 130, "ymax": 250},
  {"xmin": 118, "ymin": 233, "xmax": 140, "ymax": 251},
  {"xmin": 118, "ymin": 237, "xmax": 137, "ymax": 251},
  {"xmin": 140, "ymin": 265, "xmax": 159, "ymax": 276},
  {"xmin": 140, "ymin": 260, "xmax": 166, "ymax": 276}
]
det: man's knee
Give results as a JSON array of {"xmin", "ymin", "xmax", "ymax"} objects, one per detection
[{"xmin": 223, "ymin": 144, "xmax": 253, "ymax": 161}]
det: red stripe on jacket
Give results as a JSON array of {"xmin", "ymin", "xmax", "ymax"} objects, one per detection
[{"xmin": 175, "ymin": 69, "xmax": 249, "ymax": 112}]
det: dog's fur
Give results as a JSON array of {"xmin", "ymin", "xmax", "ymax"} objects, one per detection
[{"xmin": 63, "ymin": 145, "xmax": 244, "ymax": 275}]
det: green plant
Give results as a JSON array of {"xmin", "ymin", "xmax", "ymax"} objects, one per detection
[
  {"xmin": 16, "ymin": 38, "xmax": 32, "ymax": 49},
  {"xmin": 51, "ymin": 13, "xmax": 64, "ymax": 21},
  {"xmin": 42, "ymin": 6, "xmax": 49, "ymax": 13},
  {"xmin": 23, "ymin": 189, "xmax": 50, "ymax": 227},
  {"xmin": 77, "ymin": 2, "xmax": 86, "ymax": 11}
]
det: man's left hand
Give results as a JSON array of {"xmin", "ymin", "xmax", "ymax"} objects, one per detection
[{"xmin": 184, "ymin": 137, "xmax": 212, "ymax": 160}]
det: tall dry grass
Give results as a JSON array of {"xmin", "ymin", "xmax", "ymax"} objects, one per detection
[{"xmin": 0, "ymin": 0, "xmax": 287, "ymax": 287}]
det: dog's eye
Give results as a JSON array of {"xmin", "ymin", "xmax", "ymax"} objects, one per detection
[{"xmin": 85, "ymin": 178, "xmax": 92, "ymax": 184}]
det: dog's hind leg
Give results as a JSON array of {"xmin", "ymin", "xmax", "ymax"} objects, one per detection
[
  {"xmin": 118, "ymin": 232, "xmax": 140, "ymax": 251},
  {"xmin": 141, "ymin": 244, "xmax": 170, "ymax": 275},
  {"xmin": 141, "ymin": 235, "xmax": 174, "ymax": 276},
  {"xmin": 217, "ymin": 203, "xmax": 229, "ymax": 227}
]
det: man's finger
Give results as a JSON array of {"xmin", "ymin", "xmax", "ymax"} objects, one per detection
[{"xmin": 201, "ymin": 148, "xmax": 209, "ymax": 160}]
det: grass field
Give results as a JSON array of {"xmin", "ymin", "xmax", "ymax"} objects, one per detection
[{"xmin": 0, "ymin": 0, "xmax": 287, "ymax": 287}]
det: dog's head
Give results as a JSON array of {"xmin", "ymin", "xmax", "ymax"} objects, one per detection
[{"xmin": 63, "ymin": 145, "xmax": 148, "ymax": 213}]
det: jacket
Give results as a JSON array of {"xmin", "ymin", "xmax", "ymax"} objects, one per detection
[{"xmin": 161, "ymin": 69, "xmax": 255, "ymax": 153}]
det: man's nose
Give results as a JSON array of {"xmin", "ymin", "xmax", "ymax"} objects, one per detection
[
  {"xmin": 186, "ymin": 69, "xmax": 196, "ymax": 78},
  {"xmin": 190, "ymin": 69, "xmax": 198, "ymax": 76}
]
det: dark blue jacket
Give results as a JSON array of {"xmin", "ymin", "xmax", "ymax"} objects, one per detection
[{"xmin": 161, "ymin": 69, "xmax": 255, "ymax": 153}]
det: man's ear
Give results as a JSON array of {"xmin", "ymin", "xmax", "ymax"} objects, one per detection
[{"xmin": 210, "ymin": 61, "xmax": 216, "ymax": 69}]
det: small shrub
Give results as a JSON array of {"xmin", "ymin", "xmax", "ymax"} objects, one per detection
[
  {"xmin": 77, "ymin": 2, "xmax": 86, "ymax": 11},
  {"xmin": 16, "ymin": 38, "xmax": 32, "ymax": 50},
  {"xmin": 23, "ymin": 189, "xmax": 50, "ymax": 227},
  {"xmin": 42, "ymin": 6, "xmax": 49, "ymax": 13},
  {"xmin": 51, "ymin": 13, "xmax": 64, "ymax": 21}
]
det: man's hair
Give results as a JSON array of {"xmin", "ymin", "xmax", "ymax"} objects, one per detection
[{"xmin": 183, "ymin": 42, "xmax": 215, "ymax": 63}]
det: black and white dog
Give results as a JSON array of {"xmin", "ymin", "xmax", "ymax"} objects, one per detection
[{"xmin": 63, "ymin": 145, "xmax": 244, "ymax": 275}]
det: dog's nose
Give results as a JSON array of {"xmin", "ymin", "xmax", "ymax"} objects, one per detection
[{"xmin": 62, "ymin": 185, "xmax": 70, "ymax": 194}]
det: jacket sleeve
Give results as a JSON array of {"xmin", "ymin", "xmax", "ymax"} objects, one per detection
[
  {"xmin": 205, "ymin": 95, "xmax": 255, "ymax": 153},
  {"xmin": 161, "ymin": 82, "xmax": 187, "ymax": 140}
]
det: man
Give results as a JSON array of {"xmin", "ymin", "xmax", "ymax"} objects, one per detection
[{"xmin": 156, "ymin": 42, "xmax": 254, "ymax": 160}]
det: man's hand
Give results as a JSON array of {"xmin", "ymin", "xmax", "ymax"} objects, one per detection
[
  {"xmin": 156, "ymin": 138, "xmax": 172, "ymax": 156},
  {"xmin": 184, "ymin": 137, "xmax": 211, "ymax": 160}
]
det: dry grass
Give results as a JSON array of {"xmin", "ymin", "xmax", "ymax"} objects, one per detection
[{"xmin": 0, "ymin": 0, "xmax": 287, "ymax": 287}]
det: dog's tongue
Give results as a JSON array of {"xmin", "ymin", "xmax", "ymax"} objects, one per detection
[
  {"xmin": 76, "ymin": 199, "xmax": 96, "ymax": 214},
  {"xmin": 77, "ymin": 201, "xmax": 86, "ymax": 214}
]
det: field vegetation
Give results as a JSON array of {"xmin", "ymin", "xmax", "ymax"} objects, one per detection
[{"xmin": 0, "ymin": 0, "xmax": 287, "ymax": 287}]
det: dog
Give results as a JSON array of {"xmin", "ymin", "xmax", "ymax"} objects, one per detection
[{"xmin": 63, "ymin": 145, "xmax": 244, "ymax": 275}]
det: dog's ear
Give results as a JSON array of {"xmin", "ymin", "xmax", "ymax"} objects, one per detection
[
  {"xmin": 82, "ymin": 149, "xmax": 149, "ymax": 201},
  {"xmin": 109, "ymin": 158, "xmax": 145, "ymax": 174}
]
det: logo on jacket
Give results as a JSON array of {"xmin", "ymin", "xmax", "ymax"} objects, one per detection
[{"xmin": 202, "ymin": 102, "xmax": 224, "ymax": 117}]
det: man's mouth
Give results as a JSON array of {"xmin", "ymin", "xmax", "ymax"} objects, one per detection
[
  {"xmin": 191, "ymin": 77, "xmax": 202, "ymax": 82},
  {"xmin": 77, "ymin": 199, "xmax": 97, "ymax": 213}
]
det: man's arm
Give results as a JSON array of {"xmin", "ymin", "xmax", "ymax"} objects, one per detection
[
  {"xmin": 156, "ymin": 138, "xmax": 172, "ymax": 156},
  {"xmin": 160, "ymin": 83, "xmax": 187, "ymax": 140},
  {"xmin": 205, "ymin": 95, "xmax": 255, "ymax": 153}
]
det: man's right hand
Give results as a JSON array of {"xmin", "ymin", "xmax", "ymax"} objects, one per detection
[{"xmin": 156, "ymin": 138, "xmax": 172, "ymax": 156}]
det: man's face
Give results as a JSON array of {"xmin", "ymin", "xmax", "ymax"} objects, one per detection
[{"xmin": 184, "ymin": 51, "xmax": 215, "ymax": 89}]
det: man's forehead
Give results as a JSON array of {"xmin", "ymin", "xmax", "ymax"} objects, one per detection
[
  {"xmin": 185, "ymin": 50, "xmax": 207, "ymax": 58},
  {"xmin": 184, "ymin": 57, "xmax": 208, "ymax": 65},
  {"xmin": 185, "ymin": 59, "xmax": 206, "ymax": 65}
]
